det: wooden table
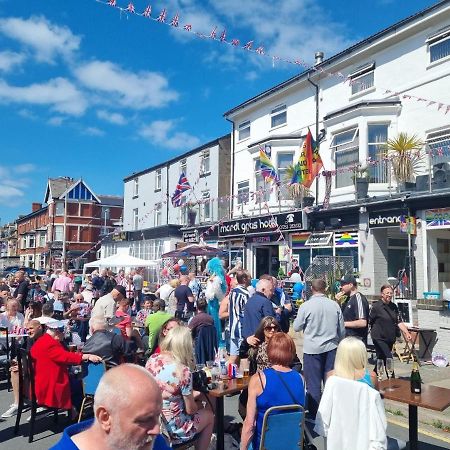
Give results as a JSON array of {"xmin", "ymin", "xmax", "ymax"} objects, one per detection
[
  {"xmin": 209, "ymin": 377, "xmax": 250, "ymax": 450},
  {"xmin": 380, "ymin": 378, "xmax": 450, "ymax": 450}
]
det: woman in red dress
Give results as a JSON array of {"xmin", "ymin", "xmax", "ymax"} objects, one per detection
[{"xmin": 30, "ymin": 319, "xmax": 101, "ymax": 410}]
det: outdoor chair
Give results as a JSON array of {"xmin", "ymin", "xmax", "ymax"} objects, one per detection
[
  {"xmin": 0, "ymin": 326, "xmax": 12, "ymax": 391},
  {"xmin": 78, "ymin": 360, "xmax": 106, "ymax": 422},
  {"xmin": 14, "ymin": 348, "xmax": 70, "ymax": 443},
  {"xmin": 259, "ymin": 404, "xmax": 305, "ymax": 449},
  {"xmin": 160, "ymin": 413, "xmax": 200, "ymax": 449}
]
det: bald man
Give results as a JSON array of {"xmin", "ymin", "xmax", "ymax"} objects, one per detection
[{"xmin": 51, "ymin": 364, "xmax": 170, "ymax": 450}]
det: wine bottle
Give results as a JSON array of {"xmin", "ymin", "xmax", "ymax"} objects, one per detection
[{"xmin": 410, "ymin": 361, "xmax": 422, "ymax": 394}]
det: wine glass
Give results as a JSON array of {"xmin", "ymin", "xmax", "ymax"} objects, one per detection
[
  {"xmin": 376, "ymin": 359, "xmax": 384, "ymax": 384},
  {"xmin": 385, "ymin": 358, "xmax": 394, "ymax": 391}
]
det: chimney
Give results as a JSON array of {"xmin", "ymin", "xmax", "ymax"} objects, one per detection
[
  {"xmin": 32, "ymin": 202, "xmax": 42, "ymax": 212},
  {"xmin": 314, "ymin": 51, "xmax": 324, "ymax": 66}
]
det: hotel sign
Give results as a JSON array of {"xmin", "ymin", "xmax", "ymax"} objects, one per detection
[{"xmin": 219, "ymin": 211, "xmax": 303, "ymax": 238}]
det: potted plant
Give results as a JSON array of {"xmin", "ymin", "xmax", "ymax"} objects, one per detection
[
  {"xmin": 284, "ymin": 164, "xmax": 315, "ymax": 207},
  {"xmin": 353, "ymin": 165, "xmax": 369, "ymax": 200},
  {"xmin": 386, "ymin": 133, "xmax": 424, "ymax": 192}
]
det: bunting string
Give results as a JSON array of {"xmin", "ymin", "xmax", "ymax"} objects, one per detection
[{"xmin": 95, "ymin": 0, "xmax": 450, "ymax": 116}]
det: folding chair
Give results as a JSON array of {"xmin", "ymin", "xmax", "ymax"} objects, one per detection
[
  {"xmin": 259, "ymin": 404, "xmax": 305, "ymax": 449},
  {"xmin": 78, "ymin": 361, "xmax": 107, "ymax": 422},
  {"xmin": 14, "ymin": 348, "xmax": 70, "ymax": 443},
  {"xmin": 0, "ymin": 326, "xmax": 12, "ymax": 391}
]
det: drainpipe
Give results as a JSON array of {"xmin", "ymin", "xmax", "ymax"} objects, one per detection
[
  {"xmin": 225, "ymin": 117, "xmax": 235, "ymax": 219},
  {"xmin": 165, "ymin": 162, "xmax": 170, "ymax": 225},
  {"xmin": 307, "ymin": 73, "xmax": 320, "ymax": 205}
]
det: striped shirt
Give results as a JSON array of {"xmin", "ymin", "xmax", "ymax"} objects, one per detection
[
  {"xmin": 229, "ymin": 285, "xmax": 249, "ymax": 341},
  {"xmin": 342, "ymin": 291, "xmax": 369, "ymax": 341}
]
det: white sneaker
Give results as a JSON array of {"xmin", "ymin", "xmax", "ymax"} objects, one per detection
[
  {"xmin": 26, "ymin": 407, "xmax": 47, "ymax": 422},
  {"xmin": 1, "ymin": 404, "xmax": 18, "ymax": 418}
]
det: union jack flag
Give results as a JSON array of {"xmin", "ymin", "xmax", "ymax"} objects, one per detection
[
  {"xmin": 184, "ymin": 24, "xmax": 192, "ymax": 31},
  {"xmin": 170, "ymin": 13, "xmax": 179, "ymax": 27},
  {"xmin": 127, "ymin": 2, "xmax": 135, "ymax": 13},
  {"xmin": 157, "ymin": 8, "xmax": 167, "ymax": 22},
  {"xmin": 209, "ymin": 26, "xmax": 217, "ymax": 39},
  {"xmin": 171, "ymin": 172, "xmax": 191, "ymax": 207},
  {"xmin": 108, "ymin": 0, "xmax": 116, "ymax": 6},
  {"xmin": 220, "ymin": 29, "xmax": 226, "ymax": 42},
  {"xmin": 243, "ymin": 41, "xmax": 253, "ymax": 50},
  {"xmin": 231, "ymin": 39, "xmax": 240, "ymax": 46},
  {"xmin": 142, "ymin": 5, "xmax": 152, "ymax": 17}
]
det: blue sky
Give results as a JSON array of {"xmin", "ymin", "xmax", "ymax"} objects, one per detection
[{"xmin": 0, "ymin": 0, "xmax": 438, "ymax": 223}]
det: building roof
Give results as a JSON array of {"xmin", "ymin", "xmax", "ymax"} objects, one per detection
[
  {"xmin": 15, "ymin": 205, "xmax": 49, "ymax": 224},
  {"xmin": 123, "ymin": 133, "xmax": 230, "ymax": 182},
  {"xmin": 98, "ymin": 195, "xmax": 124, "ymax": 207},
  {"xmin": 223, "ymin": 0, "xmax": 450, "ymax": 118},
  {"xmin": 44, "ymin": 177, "xmax": 75, "ymax": 203}
]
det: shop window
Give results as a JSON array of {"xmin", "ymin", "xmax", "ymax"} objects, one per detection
[
  {"xmin": 255, "ymin": 160, "xmax": 271, "ymax": 202},
  {"xmin": 237, "ymin": 180, "xmax": 250, "ymax": 205},
  {"xmin": 349, "ymin": 63, "xmax": 375, "ymax": 95},
  {"xmin": 427, "ymin": 127, "xmax": 450, "ymax": 166},
  {"xmin": 368, "ymin": 124, "xmax": 389, "ymax": 183},
  {"xmin": 427, "ymin": 28, "xmax": 450, "ymax": 63},
  {"xmin": 277, "ymin": 152, "xmax": 294, "ymax": 200},
  {"xmin": 335, "ymin": 247, "xmax": 359, "ymax": 272},
  {"xmin": 271, "ymin": 104, "xmax": 287, "ymax": 128},
  {"xmin": 331, "ymin": 128, "xmax": 359, "ymax": 188},
  {"xmin": 238, "ymin": 121, "xmax": 251, "ymax": 141}
]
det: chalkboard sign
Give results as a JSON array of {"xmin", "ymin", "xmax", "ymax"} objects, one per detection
[{"xmin": 395, "ymin": 300, "xmax": 412, "ymax": 326}]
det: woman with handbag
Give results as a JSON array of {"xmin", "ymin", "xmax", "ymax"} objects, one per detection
[
  {"xmin": 241, "ymin": 332, "xmax": 306, "ymax": 450},
  {"xmin": 369, "ymin": 284, "xmax": 412, "ymax": 375},
  {"xmin": 146, "ymin": 325, "xmax": 214, "ymax": 450}
]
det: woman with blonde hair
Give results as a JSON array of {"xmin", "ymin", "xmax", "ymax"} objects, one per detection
[
  {"xmin": 146, "ymin": 325, "xmax": 214, "ymax": 450},
  {"xmin": 329, "ymin": 336, "xmax": 378, "ymax": 389}
]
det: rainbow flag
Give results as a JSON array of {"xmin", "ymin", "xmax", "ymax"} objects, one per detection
[
  {"xmin": 259, "ymin": 147, "xmax": 280, "ymax": 184},
  {"xmin": 293, "ymin": 128, "xmax": 323, "ymax": 188},
  {"xmin": 291, "ymin": 232, "xmax": 310, "ymax": 248}
]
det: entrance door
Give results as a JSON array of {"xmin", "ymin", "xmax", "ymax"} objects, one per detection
[{"xmin": 255, "ymin": 247, "xmax": 270, "ymax": 278}]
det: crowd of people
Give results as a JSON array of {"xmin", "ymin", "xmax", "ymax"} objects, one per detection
[{"xmin": 0, "ymin": 260, "xmax": 412, "ymax": 449}]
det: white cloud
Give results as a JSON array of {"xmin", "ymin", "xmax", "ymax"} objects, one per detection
[
  {"xmin": 245, "ymin": 70, "xmax": 259, "ymax": 81},
  {"xmin": 47, "ymin": 116, "xmax": 66, "ymax": 126},
  {"xmin": 0, "ymin": 184, "xmax": 24, "ymax": 204},
  {"xmin": 0, "ymin": 51, "xmax": 25, "ymax": 72},
  {"xmin": 75, "ymin": 60, "xmax": 178, "ymax": 110},
  {"xmin": 83, "ymin": 126, "xmax": 104, "ymax": 136},
  {"xmin": 97, "ymin": 109, "xmax": 127, "ymax": 125},
  {"xmin": 14, "ymin": 163, "xmax": 36, "ymax": 174},
  {"xmin": 0, "ymin": 16, "xmax": 81, "ymax": 63},
  {"xmin": 0, "ymin": 77, "xmax": 87, "ymax": 116},
  {"xmin": 139, "ymin": 120, "xmax": 200, "ymax": 150}
]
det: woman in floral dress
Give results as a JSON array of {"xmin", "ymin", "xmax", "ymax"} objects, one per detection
[{"xmin": 145, "ymin": 326, "xmax": 214, "ymax": 450}]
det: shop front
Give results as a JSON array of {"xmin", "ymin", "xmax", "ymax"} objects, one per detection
[{"xmin": 219, "ymin": 211, "xmax": 304, "ymax": 277}]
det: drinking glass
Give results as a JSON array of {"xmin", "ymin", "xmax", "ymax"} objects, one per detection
[
  {"xmin": 376, "ymin": 359, "xmax": 384, "ymax": 384},
  {"xmin": 385, "ymin": 358, "xmax": 394, "ymax": 391}
]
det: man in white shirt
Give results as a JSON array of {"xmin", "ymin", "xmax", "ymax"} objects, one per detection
[
  {"xmin": 91, "ymin": 285, "xmax": 126, "ymax": 324},
  {"xmin": 133, "ymin": 270, "xmax": 144, "ymax": 312}
]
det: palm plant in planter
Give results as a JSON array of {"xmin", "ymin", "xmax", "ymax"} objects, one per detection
[
  {"xmin": 386, "ymin": 133, "xmax": 424, "ymax": 191},
  {"xmin": 353, "ymin": 165, "xmax": 370, "ymax": 200},
  {"xmin": 284, "ymin": 164, "xmax": 315, "ymax": 207}
]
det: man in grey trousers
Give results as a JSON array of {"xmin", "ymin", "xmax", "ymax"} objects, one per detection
[{"xmin": 293, "ymin": 278, "xmax": 345, "ymax": 419}]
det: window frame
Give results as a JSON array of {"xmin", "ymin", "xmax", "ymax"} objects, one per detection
[
  {"xmin": 367, "ymin": 123, "xmax": 389, "ymax": 184},
  {"xmin": 237, "ymin": 180, "xmax": 250, "ymax": 205},
  {"xmin": 349, "ymin": 63, "xmax": 375, "ymax": 95},
  {"xmin": 54, "ymin": 225, "xmax": 64, "ymax": 242},
  {"xmin": 277, "ymin": 152, "xmax": 294, "ymax": 200},
  {"xmin": 254, "ymin": 159, "xmax": 271, "ymax": 202},
  {"xmin": 133, "ymin": 178, "xmax": 139, "ymax": 198},
  {"xmin": 201, "ymin": 191, "xmax": 211, "ymax": 222},
  {"xmin": 155, "ymin": 169, "xmax": 162, "ymax": 191},
  {"xmin": 238, "ymin": 120, "xmax": 251, "ymax": 141},
  {"xmin": 154, "ymin": 205, "xmax": 162, "ymax": 227},
  {"xmin": 55, "ymin": 201, "xmax": 64, "ymax": 216},
  {"xmin": 331, "ymin": 127, "xmax": 360, "ymax": 189},
  {"xmin": 133, "ymin": 208, "xmax": 139, "ymax": 231},
  {"xmin": 270, "ymin": 104, "xmax": 287, "ymax": 129},
  {"xmin": 200, "ymin": 150, "xmax": 211, "ymax": 176},
  {"xmin": 427, "ymin": 28, "xmax": 450, "ymax": 64}
]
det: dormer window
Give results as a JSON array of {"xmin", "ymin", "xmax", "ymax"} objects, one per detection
[{"xmin": 427, "ymin": 28, "xmax": 450, "ymax": 63}]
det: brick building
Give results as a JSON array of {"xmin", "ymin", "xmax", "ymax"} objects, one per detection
[{"xmin": 17, "ymin": 177, "xmax": 123, "ymax": 270}]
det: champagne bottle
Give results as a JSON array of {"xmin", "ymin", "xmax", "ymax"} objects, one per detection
[{"xmin": 410, "ymin": 361, "xmax": 422, "ymax": 394}]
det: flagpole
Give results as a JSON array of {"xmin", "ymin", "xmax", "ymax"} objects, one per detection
[{"xmin": 308, "ymin": 73, "xmax": 320, "ymax": 205}]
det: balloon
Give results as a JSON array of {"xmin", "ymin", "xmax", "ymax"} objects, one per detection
[
  {"xmin": 180, "ymin": 265, "xmax": 189, "ymax": 274},
  {"xmin": 293, "ymin": 282, "xmax": 304, "ymax": 293},
  {"xmin": 173, "ymin": 264, "xmax": 180, "ymax": 272},
  {"xmin": 177, "ymin": 259, "xmax": 185, "ymax": 266},
  {"xmin": 161, "ymin": 268, "xmax": 169, "ymax": 277}
]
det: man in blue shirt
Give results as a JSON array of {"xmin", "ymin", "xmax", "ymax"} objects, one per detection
[
  {"xmin": 242, "ymin": 278, "xmax": 275, "ymax": 340},
  {"xmin": 51, "ymin": 364, "xmax": 170, "ymax": 450}
]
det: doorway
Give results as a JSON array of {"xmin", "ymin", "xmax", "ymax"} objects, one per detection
[{"xmin": 255, "ymin": 246, "xmax": 279, "ymax": 278}]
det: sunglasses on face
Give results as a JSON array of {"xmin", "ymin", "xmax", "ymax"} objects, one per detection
[{"xmin": 264, "ymin": 325, "xmax": 279, "ymax": 331}]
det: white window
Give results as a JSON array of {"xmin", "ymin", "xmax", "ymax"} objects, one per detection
[
  {"xmin": 238, "ymin": 121, "xmax": 251, "ymax": 141},
  {"xmin": 427, "ymin": 28, "xmax": 450, "ymax": 63},
  {"xmin": 202, "ymin": 191, "xmax": 211, "ymax": 222},
  {"xmin": 55, "ymin": 201, "xmax": 64, "ymax": 216},
  {"xmin": 154, "ymin": 205, "xmax": 162, "ymax": 227},
  {"xmin": 427, "ymin": 128, "xmax": 450, "ymax": 167},
  {"xmin": 200, "ymin": 151, "xmax": 210, "ymax": 175},
  {"xmin": 349, "ymin": 63, "xmax": 375, "ymax": 95},
  {"xmin": 277, "ymin": 152, "xmax": 294, "ymax": 199},
  {"xmin": 237, "ymin": 180, "xmax": 250, "ymax": 205},
  {"xmin": 368, "ymin": 124, "xmax": 389, "ymax": 183},
  {"xmin": 39, "ymin": 233, "xmax": 46, "ymax": 247},
  {"xmin": 21, "ymin": 237, "xmax": 26, "ymax": 249},
  {"xmin": 155, "ymin": 169, "xmax": 162, "ymax": 190},
  {"xmin": 29, "ymin": 235, "xmax": 35, "ymax": 248},
  {"xmin": 133, "ymin": 178, "xmax": 139, "ymax": 197},
  {"xmin": 133, "ymin": 208, "xmax": 139, "ymax": 230},
  {"xmin": 54, "ymin": 225, "xmax": 64, "ymax": 241},
  {"xmin": 255, "ymin": 160, "xmax": 271, "ymax": 202},
  {"xmin": 180, "ymin": 159, "xmax": 187, "ymax": 175},
  {"xmin": 271, "ymin": 104, "xmax": 287, "ymax": 128},
  {"xmin": 331, "ymin": 128, "xmax": 359, "ymax": 188}
]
